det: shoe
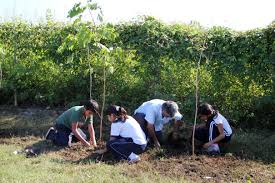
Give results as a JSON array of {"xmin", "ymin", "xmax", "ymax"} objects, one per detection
[
  {"xmin": 128, "ymin": 152, "xmax": 141, "ymax": 164},
  {"xmin": 207, "ymin": 144, "xmax": 220, "ymax": 155},
  {"xmin": 128, "ymin": 156, "xmax": 141, "ymax": 164},
  {"xmin": 68, "ymin": 132, "xmax": 74, "ymax": 147},
  {"xmin": 45, "ymin": 127, "xmax": 55, "ymax": 140}
]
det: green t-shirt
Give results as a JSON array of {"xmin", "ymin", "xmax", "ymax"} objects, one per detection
[{"xmin": 55, "ymin": 106, "xmax": 93, "ymax": 129}]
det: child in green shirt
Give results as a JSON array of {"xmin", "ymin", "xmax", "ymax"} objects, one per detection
[{"xmin": 45, "ymin": 99, "xmax": 100, "ymax": 147}]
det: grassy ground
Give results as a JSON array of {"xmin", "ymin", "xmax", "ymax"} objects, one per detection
[{"xmin": 0, "ymin": 107, "xmax": 274, "ymax": 183}]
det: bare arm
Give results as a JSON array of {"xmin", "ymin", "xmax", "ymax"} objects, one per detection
[
  {"xmin": 72, "ymin": 122, "xmax": 90, "ymax": 146},
  {"xmin": 147, "ymin": 123, "xmax": 160, "ymax": 148},
  {"xmin": 203, "ymin": 124, "xmax": 225, "ymax": 148},
  {"xmin": 88, "ymin": 123, "xmax": 97, "ymax": 147}
]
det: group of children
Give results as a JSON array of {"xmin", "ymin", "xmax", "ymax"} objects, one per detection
[{"xmin": 45, "ymin": 99, "xmax": 232, "ymax": 163}]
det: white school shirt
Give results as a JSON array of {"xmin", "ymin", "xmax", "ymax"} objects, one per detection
[
  {"xmin": 209, "ymin": 113, "xmax": 232, "ymax": 141},
  {"xmin": 110, "ymin": 116, "xmax": 147, "ymax": 145},
  {"xmin": 134, "ymin": 99, "xmax": 183, "ymax": 131}
]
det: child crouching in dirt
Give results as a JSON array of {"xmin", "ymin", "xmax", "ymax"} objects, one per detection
[
  {"xmin": 195, "ymin": 103, "xmax": 233, "ymax": 154},
  {"xmin": 45, "ymin": 99, "xmax": 100, "ymax": 147},
  {"xmin": 95, "ymin": 105, "xmax": 147, "ymax": 164}
]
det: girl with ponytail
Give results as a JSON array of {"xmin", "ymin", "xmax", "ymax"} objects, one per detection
[
  {"xmin": 95, "ymin": 105, "xmax": 147, "ymax": 164},
  {"xmin": 195, "ymin": 103, "xmax": 233, "ymax": 154}
]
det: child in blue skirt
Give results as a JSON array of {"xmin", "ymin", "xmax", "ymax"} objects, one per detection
[
  {"xmin": 195, "ymin": 103, "xmax": 233, "ymax": 153},
  {"xmin": 96, "ymin": 105, "xmax": 147, "ymax": 163}
]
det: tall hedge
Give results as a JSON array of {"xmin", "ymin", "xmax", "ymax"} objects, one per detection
[{"xmin": 0, "ymin": 17, "xmax": 274, "ymax": 129}]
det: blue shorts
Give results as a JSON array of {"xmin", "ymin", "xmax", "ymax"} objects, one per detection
[{"xmin": 107, "ymin": 137, "xmax": 146, "ymax": 160}]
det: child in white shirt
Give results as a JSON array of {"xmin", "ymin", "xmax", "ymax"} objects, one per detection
[
  {"xmin": 195, "ymin": 103, "xmax": 232, "ymax": 153},
  {"xmin": 96, "ymin": 105, "xmax": 147, "ymax": 164}
]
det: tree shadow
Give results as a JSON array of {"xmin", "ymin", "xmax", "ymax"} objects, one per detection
[{"xmin": 15, "ymin": 140, "xmax": 66, "ymax": 158}]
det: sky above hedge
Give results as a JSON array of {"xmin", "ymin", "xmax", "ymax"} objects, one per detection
[{"xmin": 0, "ymin": 0, "xmax": 274, "ymax": 31}]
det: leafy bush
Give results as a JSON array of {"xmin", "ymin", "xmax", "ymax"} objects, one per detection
[{"xmin": 0, "ymin": 18, "xmax": 274, "ymax": 129}]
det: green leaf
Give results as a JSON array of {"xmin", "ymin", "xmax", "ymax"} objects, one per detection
[
  {"xmin": 67, "ymin": 3, "xmax": 86, "ymax": 18},
  {"xmin": 73, "ymin": 15, "xmax": 82, "ymax": 25},
  {"xmin": 97, "ymin": 14, "xmax": 103, "ymax": 23},
  {"xmin": 87, "ymin": 3, "xmax": 99, "ymax": 10},
  {"xmin": 107, "ymin": 66, "xmax": 114, "ymax": 74}
]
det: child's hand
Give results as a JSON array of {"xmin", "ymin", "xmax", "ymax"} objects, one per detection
[
  {"xmin": 89, "ymin": 139, "xmax": 97, "ymax": 148},
  {"xmin": 203, "ymin": 142, "xmax": 212, "ymax": 149},
  {"xmin": 154, "ymin": 141, "xmax": 161, "ymax": 149},
  {"xmin": 93, "ymin": 143, "xmax": 98, "ymax": 148},
  {"xmin": 85, "ymin": 142, "xmax": 91, "ymax": 147}
]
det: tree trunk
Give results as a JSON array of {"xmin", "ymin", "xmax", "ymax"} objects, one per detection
[{"xmin": 14, "ymin": 88, "xmax": 18, "ymax": 106}]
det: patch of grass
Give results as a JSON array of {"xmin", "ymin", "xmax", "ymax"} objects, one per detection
[
  {"xmin": 227, "ymin": 129, "xmax": 275, "ymax": 163},
  {"xmin": 0, "ymin": 143, "xmax": 185, "ymax": 183}
]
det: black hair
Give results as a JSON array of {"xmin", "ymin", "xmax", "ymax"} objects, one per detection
[
  {"xmin": 198, "ymin": 103, "xmax": 218, "ymax": 119},
  {"xmin": 82, "ymin": 99, "xmax": 99, "ymax": 113},
  {"xmin": 106, "ymin": 105, "xmax": 128, "ymax": 121}
]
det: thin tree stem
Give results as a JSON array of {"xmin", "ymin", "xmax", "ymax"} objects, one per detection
[
  {"xmin": 87, "ymin": 46, "xmax": 92, "ymax": 100},
  {"xmin": 192, "ymin": 47, "xmax": 204, "ymax": 156},
  {"xmin": 100, "ymin": 56, "xmax": 106, "ymax": 141}
]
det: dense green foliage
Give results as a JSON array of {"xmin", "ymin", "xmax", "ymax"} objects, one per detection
[{"xmin": 0, "ymin": 17, "xmax": 274, "ymax": 129}]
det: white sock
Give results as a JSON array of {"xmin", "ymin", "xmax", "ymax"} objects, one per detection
[
  {"xmin": 128, "ymin": 152, "xmax": 139, "ymax": 160},
  {"xmin": 68, "ymin": 132, "xmax": 73, "ymax": 147}
]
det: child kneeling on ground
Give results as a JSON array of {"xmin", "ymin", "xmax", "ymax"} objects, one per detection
[
  {"xmin": 96, "ymin": 105, "xmax": 147, "ymax": 164},
  {"xmin": 195, "ymin": 103, "xmax": 233, "ymax": 154},
  {"xmin": 45, "ymin": 99, "xmax": 100, "ymax": 147}
]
